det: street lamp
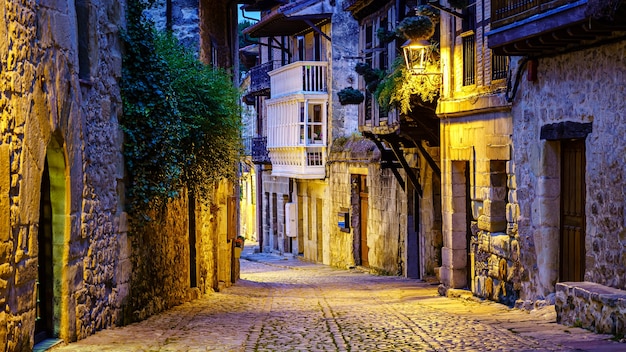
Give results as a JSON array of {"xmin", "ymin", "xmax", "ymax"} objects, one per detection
[
  {"xmin": 401, "ymin": 38, "xmax": 442, "ymax": 90},
  {"xmin": 402, "ymin": 38, "xmax": 431, "ymax": 74}
]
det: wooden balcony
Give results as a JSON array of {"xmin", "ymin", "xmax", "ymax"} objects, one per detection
[
  {"xmin": 268, "ymin": 146, "xmax": 326, "ymax": 179},
  {"xmin": 488, "ymin": 0, "xmax": 626, "ymax": 56},
  {"xmin": 269, "ymin": 61, "xmax": 327, "ymax": 98}
]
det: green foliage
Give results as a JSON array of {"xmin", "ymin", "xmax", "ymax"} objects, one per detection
[
  {"xmin": 396, "ymin": 15, "xmax": 434, "ymax": 40},
  {"xmin": 121, "ymin": 0, "xmax": 241, "ymax": 216},
  {"xmin": 416, "ymin": 5, "xmax": 440, "ymax": 25},
  {"xmin": 155, "ymin": 33, "xmax": 242, "ymax": 202},
  {"xmin": 354, "ymin": 63, "xmax": 385, "ymax": 93},
  {"xmin": 374, "ymin": 53, "xmax": 440, "ymax": 115},
  {"xmin": 337, "ymin": 87, "xmax": 365, "ymax": 105},
  {"xmin": 376, "ymin": 27, "xmax": 397, "ymax": 44}
]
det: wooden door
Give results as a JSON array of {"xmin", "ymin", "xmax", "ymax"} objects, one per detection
[
  {"xmin": 360, "ymin": 176, "xmax": 369, "ymax": 267},
  {"xmin": 560, "ymin": 139, "xmax": 586, "ymax": 282}
]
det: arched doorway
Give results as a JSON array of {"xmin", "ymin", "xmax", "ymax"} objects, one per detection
[{"xmin": 36, "ymin": 141, "xmax": 66, "ymax": 343}]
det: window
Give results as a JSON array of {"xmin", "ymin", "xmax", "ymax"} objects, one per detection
[
  {"xmin": 268, "ymin": 36, "xmax": 274, "ymax": 62},
  {"xmin": 297, "ymin": 36, "xmax": 305, "ymax": 61},
  {"xmin": 76, "ymin": 0, "xmax": 91, "ymax": 80},
  {"xmin": 313, "ymin": 33, "xmax": 322, "ymax": 61},
  {"xmin": 462, "ymin": 0, "xmax": 477, "ymax": 86},
  {"xmin": 463, "ymin": 0, "xmax": 477, "ymax": 32},
  {"xmin": 463, "ymin": 34, "xmax": 476, "ymax": 86},
  {"xmin": 492, "ymin": 53, "xmax": 508, "ymax": 81},
  {"xmin": 360, "ymin": 12, "xmax": 393, "ymax": 125},
  {"xmin": 299, "ymin": 102, "xmax": 323, "ymax": 145}
]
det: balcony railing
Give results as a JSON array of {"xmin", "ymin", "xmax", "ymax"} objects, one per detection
[
  {"xmin": 268, "ymin": 146, "xmax": 326, "ymax": 179},
  {"xmin": 491, "ymin": 0, "xmax": 541, "ymax": 27},
  {"xmin": 269, "ymin": 61, "xmax": 327, "ymax": 98},
  {"xmin": 488, "ymin": 0, "xmax": 626, "ymax": 56},
  {"xmin": 251, "ymin": 137, "xmax": 271, "ymax": 164},
  {"xmin": 249, "ymin": 60, "xmax": 280, "ymax": 96}
]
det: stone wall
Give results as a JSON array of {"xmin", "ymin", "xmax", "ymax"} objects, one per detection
[
  {"xmin": 329, "ymin": 0, "xmax": 360, "ymax": 138},
  {"xmin": 439, "ymin": 109, "xmax": 517, "ymax": 305},
  {"xmin": 512, "ymin": 40, "xmax": 626, "ymax": 301},
  {"xmin": 261, "ymin": 175, "xmax": 290, "ymax": 254},
  {"xmin": 556, "ymin": 282, "xmax": 626, "ymax": 335},
  {"xmin": 297, "ymin": 179, "xmax": 329, "ymax": 264},
  {"xmin": 146, "ymin": 0, "xmax": 199, "ymax": 50},
  {"xmin": 127, "ymin": 179, "xmax": 236, "ymax": 321},
  {"xmin": 0, "ymin": 0, "xmax": 128, "ymax": 348}
]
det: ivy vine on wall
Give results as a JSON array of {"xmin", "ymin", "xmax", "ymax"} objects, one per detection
[{"xmin": 121, "ymin": 0, "xmax": 241, "ymax": 217}]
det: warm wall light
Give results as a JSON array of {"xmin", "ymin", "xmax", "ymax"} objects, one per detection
[{"xmin": 402, "ymin": 39, "xmax": 431, "ymax": 74}]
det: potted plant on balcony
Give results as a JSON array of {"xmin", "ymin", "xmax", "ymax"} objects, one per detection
[
  {"xmin": 396, "ymin": 5, "xmax": 440, "ymax": 40},
  {"xmin": 396, "ymin": 15, "xmax": 434, "ymax": 40},
  {"xmin": 337, "ymin": 87, "xmax": 365, "ymax": 105},
  {"xmin": 354, "ymin": 62, "xmax": 385, "ymax": 93}
]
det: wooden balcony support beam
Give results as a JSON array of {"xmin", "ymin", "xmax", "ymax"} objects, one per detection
[
  {"xmin": 387, "ymin": 138, "xmax": 422, "ymax": 198},
  {"xmin": 416, "ymin": 142, "xmax": 441, "ymax": 178},
  {"xmin": 363, "ymin": 132, "xmax": 405, "ymax": 192}
]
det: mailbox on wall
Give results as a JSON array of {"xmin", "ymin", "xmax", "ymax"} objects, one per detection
[{"xmin": 337, "ymin": 208, "xmax": 349, "ymax": 232}]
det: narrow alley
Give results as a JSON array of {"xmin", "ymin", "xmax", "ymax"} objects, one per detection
[{"xmin": 50, "ymin": 244, "xmax": 623, "ymax": 352}]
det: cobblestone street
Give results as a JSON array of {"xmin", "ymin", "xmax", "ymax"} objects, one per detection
[{"xmin": 51, "ymin": 245, "xmax": 624, "ymax": 352}]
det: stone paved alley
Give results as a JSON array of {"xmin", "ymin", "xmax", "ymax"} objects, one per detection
[{"xmin": 50, "ymin": 244, "xmax": 624, "ymax": 352}]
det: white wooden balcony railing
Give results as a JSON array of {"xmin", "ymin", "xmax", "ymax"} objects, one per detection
[
  {"xmin": 265, "ymin": 62, "xmax": 329, "ymax": 179},
  {"xmin": 269, "ymin": 61, "xmax": 327, "ymax": 98},
  {"xmin": 268, "ymin": 146, "xmax": 326, "ymax": 179}
]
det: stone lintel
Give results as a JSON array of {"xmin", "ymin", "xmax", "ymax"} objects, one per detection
[
  {"xmin": 540, "ymin": 121, "xmax": 592, "ymax": 140},
  {"xmin": 486, "ymin": 144, "xmax": 510, "ymax": 160},
  {"xmin": 449, "ymin": 146, "xmax": 473, "ymax": 161}
]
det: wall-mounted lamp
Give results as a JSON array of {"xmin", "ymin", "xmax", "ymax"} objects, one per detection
[
  {"xmin": 402, "ymin": 38, "xmax": 431, "ymax": 74},
  {"xmin": 402, "ymin": 38, "xmax": 442, "ymax": 89}
]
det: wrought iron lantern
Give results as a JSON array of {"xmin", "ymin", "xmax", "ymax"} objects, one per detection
[
  {"xmin": 402, "ymin": 38, "xmax": 431, "ymax": 74},
  {"xmin": 401, "ymin": 38, "xmax": 442, "ymax": 89}
]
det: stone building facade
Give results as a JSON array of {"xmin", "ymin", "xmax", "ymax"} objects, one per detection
[
  {"xmin": 0, "ymin": 0, "xmax": 242, "ymax": 349},
  {"xmin": 341, "ymin": 0, "xmax": 443, "ymax": 279},
  {"xmin": 0, "ymin": 0, "xmax": 129, "ymax": 348},
  {"xmin": 243, "ymin": 0, "xmax": 362, "ymax": 265},
  {"xmin": 511, "ymin": 41, "xmax": 626, "ymax": 333},
  {"xmin": 435, "ymin": 0, "xmax": 626, "ymax": 335},
  {"xmin": 436, "ymin": 0, "xmax": 518, "ymax": 304}
]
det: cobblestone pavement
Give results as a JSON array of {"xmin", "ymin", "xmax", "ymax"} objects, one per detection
[{"xmin": 51, "ymin": 245, "xmax": 624, "ymax": 352}]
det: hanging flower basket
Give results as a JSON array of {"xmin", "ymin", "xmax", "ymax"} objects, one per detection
[
  {"xmin": 354, "ymin": 63, "xmax": 385, "ymax": 93},
  {"xmin": 376, "ymin": 27, "xmax": 397, "ymax": 44},
  {"xmin": 396, "ymin": 15, "xmax": 435, "ymax": 40},
  {"xmin": 337, "ymin": 87, "xmax": 365, "ymax": 105},
  {"xmin": 416, "ymin": 5, "xmax": 440, "ymax": 25}
]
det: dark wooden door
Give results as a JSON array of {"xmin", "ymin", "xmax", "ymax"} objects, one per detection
[
  {"xmin": 560, "ymin": 139, "xmax": 586, "ymax": 282},
  {"xmin": 36, "ymin": 160, "xmax": 54, "ymax": 343},
  {"xmin": 360, "ymin": 176, "xmax": 369, "ymax": 267}
]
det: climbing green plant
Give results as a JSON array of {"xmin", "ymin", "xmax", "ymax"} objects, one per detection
[
  {"xmin": 121, "ymin": 0, "xmax": 241, "ymax": 216},
  {"xmin": 374, "ymin": 51, "xmax": 440, "ymax": 115},
  {"xmin": 155, "ymin": 33, "xmax": 242, "ymax": 202}
]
